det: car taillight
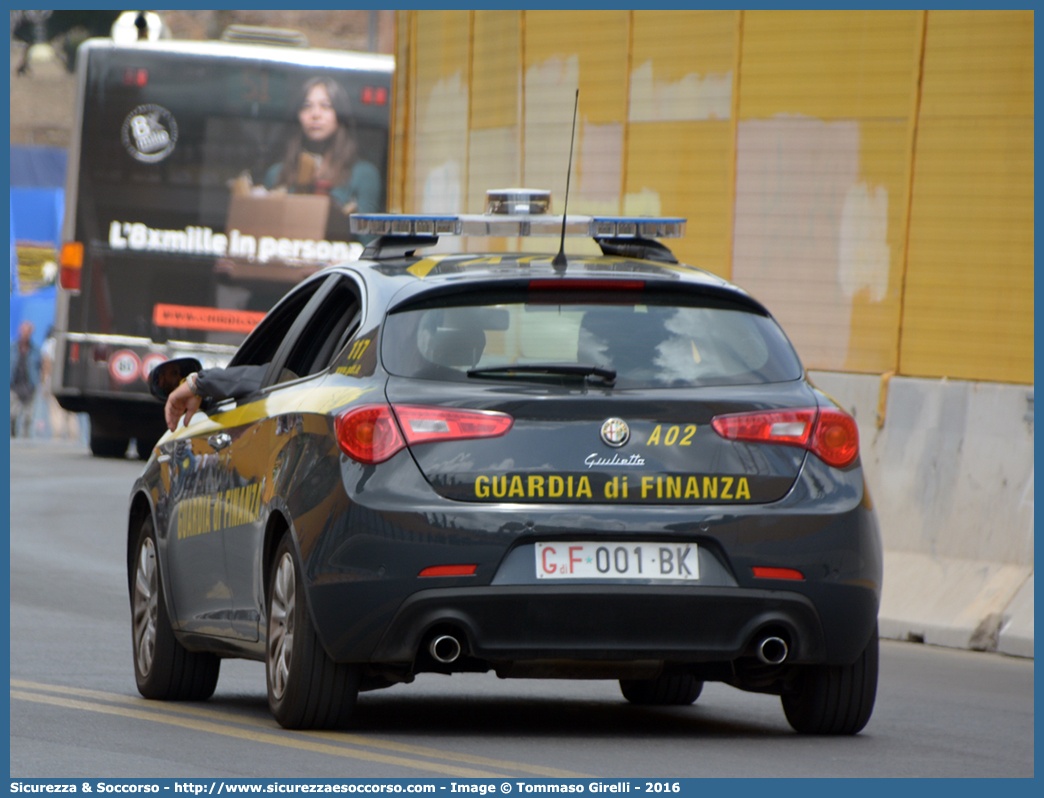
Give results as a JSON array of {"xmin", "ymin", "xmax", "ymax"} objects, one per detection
[
  {"xmin": 752, "ymin": 566, "xmax": 805, "ymax": 581},
  {"xmin": 392, "ymin": 404, "xmax": 513, "ymax": 445},
  {"xmin": 335, "ymin": 404, "xmax": 515, "ymax": 464},
  {"xmin": 335, "ymin": 405, "xmax": 405, "ymax": 464},
  {"xmin": 418, "ymin": 564, "xmax": 477, "ymax": 577},
  {"xmin": 810, "ymin": 408, "xmax": 860, "ymax": 468},
  {"xmin": 711, "ymin": 407, "xmax": 858, "ymax": 468},
  {"xmin": 528, "ymin": 279, "xmax": 645, "ymax": 291}
]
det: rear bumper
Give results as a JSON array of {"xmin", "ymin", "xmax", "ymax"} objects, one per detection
[
  {"xmin": 54, "ymin": 392, "xmax": 158, "ymax": 415},
  {"xmin": 301, "ymin": 448, "xmax": 882, "ymax": 669},
  {"xmin": 369, "ymin": 584, "xmax": 829, "ymax": 664}
]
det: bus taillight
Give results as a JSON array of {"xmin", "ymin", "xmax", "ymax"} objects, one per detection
[
  {"xmin": 59, "ymin": 242, "xmax": 83, "ymax": 291},
  {"xmin": 361, "ymin": 86, "xmax": 387, "ymax": 105},
  {"xmin": 123, "ymin": 68, "xmax": 148, "ymax": 87}
]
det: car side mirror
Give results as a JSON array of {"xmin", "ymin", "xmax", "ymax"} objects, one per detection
[{"xmin": 148, "ymin": 357, "xmax": 203, "ymax": 401}]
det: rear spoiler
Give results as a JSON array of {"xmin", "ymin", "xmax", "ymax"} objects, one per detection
[{"xmin": 386, "ymin": 276, "xmax": 773, "ymax": 319}]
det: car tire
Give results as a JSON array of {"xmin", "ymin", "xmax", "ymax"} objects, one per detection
[
  {"xmin": 620, "ymin": 674, "xmax": 703, "ymax": 705},
  {"xmin": 781, "ymin": 624, "xmax": 878, "ymax": 735},
  {"xmin": 266, "ymin": 532, "xmax": 359, "ymax": 730},
  {"xmin": 131, "ymin": 517, "xmax": 220, "ymax": 700},
  {"xmin": 91, "ymin": 432, "xmax": 129, "ymax": 458}
]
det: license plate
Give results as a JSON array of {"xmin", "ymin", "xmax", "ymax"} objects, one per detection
[{"xmin": 535, "ymin": 541, "xmax": 699, "ymax": 581}]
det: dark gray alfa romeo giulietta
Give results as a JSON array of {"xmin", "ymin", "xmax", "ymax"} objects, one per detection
[{"xmin": 129, "ymin": 190, "xmax": 881, "ymax": 734}]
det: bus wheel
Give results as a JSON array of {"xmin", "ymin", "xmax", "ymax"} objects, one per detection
[
  {"xmin": 134, "ymin": 432, "xmax": 162, "ymax": 460},
  {"xmin": 91, "ymin": 432, "xmax": 129, "ymax": 458}
]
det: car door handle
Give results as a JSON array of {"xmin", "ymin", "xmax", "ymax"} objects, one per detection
[{"xmin": 208, "ymin": 432, "xmax": 232, "ymax": 451}]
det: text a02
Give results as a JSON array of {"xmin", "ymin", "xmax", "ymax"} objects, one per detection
[{"xmin": 535, "ymin": 542, "xmax": 699, "ymax": 580}]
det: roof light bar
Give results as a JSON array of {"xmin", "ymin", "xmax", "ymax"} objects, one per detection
[
  {"xmin": 590, "ymin": 217, "xmax": 686, "ymax": 239},
  {"xmin": 485, "ymin": 188, "xmax": 552, "ymax": 215},
  {"xmin": 351, "ymin": 214, "xmax": 686, "ymax": 239},
  {"xmin": 351, "ymin": 215, "xmax": 461, "ymax": 238},
  {"xmin": 353, "ymin": 188, "xmax": 684, "ymax": 239}
]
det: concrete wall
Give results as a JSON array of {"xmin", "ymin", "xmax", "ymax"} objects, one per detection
[{"xmin": 810, "ymin": 370, "xmax": 1034, "ymax": 657}]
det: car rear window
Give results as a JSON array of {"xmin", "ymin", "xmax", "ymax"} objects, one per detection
[{"xmin": 381, "ymin": 291, "xmax": 803, "ymax": 388}]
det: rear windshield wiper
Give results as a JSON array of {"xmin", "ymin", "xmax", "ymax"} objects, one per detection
[{"xmin": 467, "ymin": 363, "xmax": 616, "ymax": 384}]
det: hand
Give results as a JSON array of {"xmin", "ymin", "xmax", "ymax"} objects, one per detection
[{"xmin": 165, "ymin": 379, "xmax": 202, "ymax": 432}]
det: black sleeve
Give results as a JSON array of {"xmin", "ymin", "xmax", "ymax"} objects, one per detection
[{"xmin": 194, "ymin": 364, "xmax": 268, "ymax": 401}]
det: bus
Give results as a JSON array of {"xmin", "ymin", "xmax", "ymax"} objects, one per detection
[{"xmin": 54, "ymin": 36, "xmax": 393, "ymax": 457}]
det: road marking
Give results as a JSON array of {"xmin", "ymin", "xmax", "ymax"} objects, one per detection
[
  {"xmin": 12, "ymin": 680, "xmax": 590, "ymax": 778},
  {"xmin": 303, "ymin": 731, "xmax": 588, "ymax": 778},
  {"xmin": 12, "ymin": 689, "xmax": 500, "ymax": 777}
]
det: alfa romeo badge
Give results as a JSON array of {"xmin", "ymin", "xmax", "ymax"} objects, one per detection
[{"xmin": 600, "ymin": 417, "xmax": 630, "ymax": 448}]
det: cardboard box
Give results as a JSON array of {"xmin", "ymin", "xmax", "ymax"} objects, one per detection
[{"xmin": 226, "ymin": 193, "xmax": 330, "ymax": 241}]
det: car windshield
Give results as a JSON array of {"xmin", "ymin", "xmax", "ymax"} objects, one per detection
[{"xmin": 382, "ymin": 291, "xmax": 803, "ymax": 388}]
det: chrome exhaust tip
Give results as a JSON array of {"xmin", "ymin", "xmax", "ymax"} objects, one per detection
[
  {"xmin": 757, "ymin": 636, "xmax": 788, "ymax": 665},
  {"xmin": 429, "ymin": 634, "xmax": 462, "ymax": 664}
]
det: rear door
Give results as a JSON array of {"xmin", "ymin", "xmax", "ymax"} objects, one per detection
[
  {"xmin": 382, "ymin": 283, "xmax": 814, "ymax": 506},
  {"xmin": 221, "ymin": 274, "xmax": 364, "ymax": 641}
]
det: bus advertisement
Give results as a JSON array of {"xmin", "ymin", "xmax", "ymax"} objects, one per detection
[{"xmin": 54, "ymin": 37, "xmax": 393, "ymax": 457}]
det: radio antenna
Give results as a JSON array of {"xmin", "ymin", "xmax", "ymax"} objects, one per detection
[{"xmin": 551, "ymin": 89, "xmax": 579, "ymax": 271}]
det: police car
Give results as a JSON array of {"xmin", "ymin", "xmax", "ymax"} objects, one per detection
[{"xmin": 128, "ymin": 189, "xmax": 881, "ymax": 734}]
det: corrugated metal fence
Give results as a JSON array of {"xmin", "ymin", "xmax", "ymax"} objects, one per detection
[{"xmin": 389, "ymin": 10, "xmax": 1033, "ymax": 385}]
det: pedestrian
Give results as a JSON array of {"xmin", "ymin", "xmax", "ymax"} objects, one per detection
[
  {"xmin": 40, "ymin": 325, "xmax": 80, "ymax": 440},
  {"xmin": 10, "ymin": 320, "xmax": 41, "ymax": 438}
]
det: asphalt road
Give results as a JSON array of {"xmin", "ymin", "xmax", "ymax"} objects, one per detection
[{"xmin": 9, "ymin": 439, "xmax": 1034, "ymax": 778}]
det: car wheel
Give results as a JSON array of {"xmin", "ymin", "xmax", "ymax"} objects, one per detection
[
  {"xmin": 91, "ymin": 432, "xmax": 129, "ymax": 458},
  {"xmin": 266, "ymin": 532, "xmax": 359, "ymax": 729},
  {"xmin": 620, "ymin": 674, "xmax": 703, "ymax": 705},
  {"xmin": 781, "ymin": 624, "xmax": 878, "ymax": 735},
  {"xmin": 131, "ymin": 517, "xmax": 220, "ymax": 700}
]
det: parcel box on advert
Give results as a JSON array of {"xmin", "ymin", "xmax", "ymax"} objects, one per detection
[{"xmin": 226, "ymin": 193, "xmax": 329, "ymax": 242}]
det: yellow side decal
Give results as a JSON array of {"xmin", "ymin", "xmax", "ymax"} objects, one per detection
[
  {"xmin": 406, "ymin": 254, "xmax": 451, "ymax": 278},
  {"xmin": 177, "ymin": 483, "xmax": 266, "ymax": 540},
  {"xmin": 302, "ymin": 385, "xmax": 371, "ymax": 416},
  {"xmin": 170, "ymin": 384, "xmax": 372, "ymax": 440}
]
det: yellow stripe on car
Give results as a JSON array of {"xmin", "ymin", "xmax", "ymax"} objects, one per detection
[{"xmin": 167, "ymin": 384, "xmax": 373, "ymax": 441}]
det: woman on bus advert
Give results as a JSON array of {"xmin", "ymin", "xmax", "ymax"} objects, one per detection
[{"xmin": 265, "ymin": 76, "xmax": 381, "ymax": 240}]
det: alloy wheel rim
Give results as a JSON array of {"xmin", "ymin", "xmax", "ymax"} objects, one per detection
[
  {"xmin": 132, "ymin": 536, "xmax": 158, "ymax": 677},
  {"xmin": 267, "ymin": 552, "xmax": 296, "ymax": 700}
]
